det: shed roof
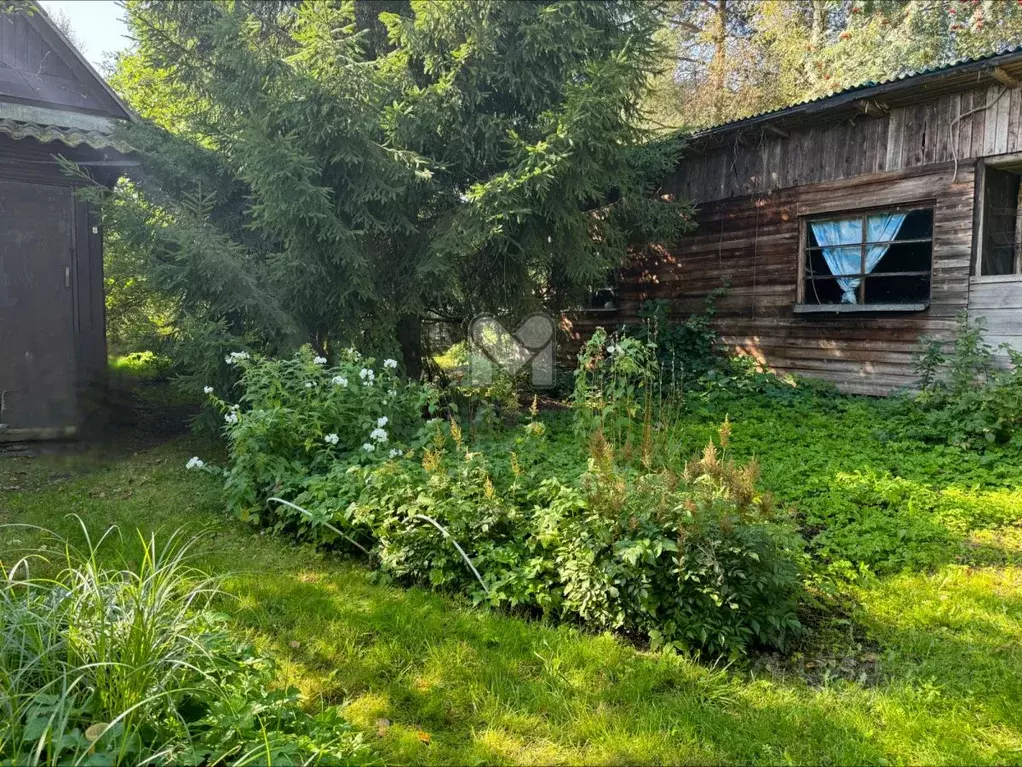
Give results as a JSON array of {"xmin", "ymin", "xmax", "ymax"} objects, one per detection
[
  {"xmin": 0, "ymin": 2, "xmax": 133, "ymax": 155},
  {"xmin": 0, "ymin": 117, "xmax": 132, "ymax": 153},
  {"xmin": 692, "ymin": 46, "xmax": 1022, "ymax": 146}
]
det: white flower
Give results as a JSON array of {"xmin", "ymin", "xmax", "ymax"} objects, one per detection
[
  {"xmin": 203, "ymin": 386, "xmax": 214, "ymax": 394},
  {"xmin": 332, "ymin": 375, "xmax": 348, "ymax": 387},
  {"xmin": 383, "ymin": 358, "xmax": 398, "ymax": 369},
  {"xmin": 389, "ymin": 448, "xmax": 402, "ymax": 458},
  {"xmin": 185, "ymin": 456, "xmax": 205, "ymax": 470},
  {"xmin": 359, "ymin": 368, "xmax": 370, "ymax": 379},
  {"xmin": 370, "ymin": 427, "xmax": 388, "ymax": 443},
  {"xmin": 606, "ymin": 345, "xmax": 617, "ymax": 355},
  {"xmin": 377, "ymin": 416, "xmax": 389, "ymax": 428},
  {"xmin": 389, "ymin": 389, "xmax": 397, "ymax": 397},
  {"xmin": 313, "ymin": 355, "xmax": 328, "ymax": 365},
  {"xmin": 305, "ymin": 382, "xmax": 314, "ymax": 389},
  {"xmin": 224, "ymin": 411, "xmax": 239, "ymax": 425},
  {"xmin": 361, "ymin": 442, "xmax": 375, "ymax": 453},
  {"xmin": 224, "ymin": 351, "xmax": 250, "ymax": 365},
  {"xmin": 324, "ymin": 433, "xmax": 339, "ymax": 445}
]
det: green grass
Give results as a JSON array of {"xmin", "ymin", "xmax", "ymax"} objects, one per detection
[{"xmin": 2, "ymin": 412, "xmax": 1022, "ymax": 764}]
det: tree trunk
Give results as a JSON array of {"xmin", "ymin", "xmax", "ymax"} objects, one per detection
[
  {"xmin": 710, "ymin": 0, "xmax": 728, "ymax": 124},
  {"xmin": 811, "ymin": 0, "xmax": 826, "ymax": 48},
  {"xmin": 397, "ymin": 313, "xmax": 424, "ymax": 379}
]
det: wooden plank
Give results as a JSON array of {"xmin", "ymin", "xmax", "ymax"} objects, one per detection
[
  {"xmin": 958, "ymin": 89, "xmax": 973, "ymax": 161},
  {"xmin": 886, "ymin": 106, "xmax": 904, "ymax": 171},
  {"xmin": 995, "ymin": 84, "xmax": 1012, "ymax": 155},
  {"xmin": 934, "ymin": 94, "xmax": 951, "ymax": 164},
  {"xmin": 968, "ymin": 308, "xmax": 1022, "ymax": 335},
  {"xmin": 967, "ymin": 280, "xmax": 1022, "ymax": 309},
  {"xmin": 1009, "ymin": 87, "xmax": 1021, "ymax": 153},
  {"xmin": 983, "ymin": 86, "xmax": 998, "ymax": 155},
  {"xmin": 972, "ymin": 90, "xmax": 987, "ymax": 160}
]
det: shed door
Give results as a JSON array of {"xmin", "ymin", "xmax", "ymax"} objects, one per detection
[{"xmin": 0, "ymin": 180, "xmax": 76, "ymax": 433}]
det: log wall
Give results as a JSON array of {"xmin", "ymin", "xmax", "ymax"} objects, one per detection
[
  {"xmin": 564, "ymin": 81, "xmax": 1022, "ymax": 395},
  {"xmin": 968, "ymin": 277, "xmax": 1022, "ymax": 353}
]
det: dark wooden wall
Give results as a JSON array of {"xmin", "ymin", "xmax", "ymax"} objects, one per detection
[
  {"xmin": 564, "ymin": 81, "xmax": 1019, "ymax": 395},
  {"xmin": 0, "ymin": 12, "xmax": 112, "ymax": 113},
  {"xmin": 0, "ymin": 134, "xmax": 107, "ymax": 436},
  {"xmin": 673, "ymin": 82, "xmax": 1019, "ymax": 201}
]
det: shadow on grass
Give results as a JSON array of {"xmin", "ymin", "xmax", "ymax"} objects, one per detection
[
  {"xmin": 4, "ymin": 438, "xmax": 1022, "ymax": 764},
  {"xmin": 226, "ymin": 559, "xmax": 1020, "ymax": 765}
]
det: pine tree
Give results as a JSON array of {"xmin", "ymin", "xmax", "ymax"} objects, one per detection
[{"xmin": 647, "ymin": 0, "xmax": 1022, "ymax": 132}]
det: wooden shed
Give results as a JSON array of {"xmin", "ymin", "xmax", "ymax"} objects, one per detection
[
  {"xmin": 0, "ymin": 3, "xmax": 132, "ymax": 439},
  {"xmin": 568, "ymin": 48, "xmax": 1022, "ymax": 395}
]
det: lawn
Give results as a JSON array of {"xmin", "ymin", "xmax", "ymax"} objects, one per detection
[{"xmin": 3, "ymin": 389, "xmax": 1022, "ymax": 765}]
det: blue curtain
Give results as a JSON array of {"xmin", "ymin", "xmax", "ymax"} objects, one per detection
[{"xmin": 810, "ymin": 213, "xmax": 906, "ymax": 303}]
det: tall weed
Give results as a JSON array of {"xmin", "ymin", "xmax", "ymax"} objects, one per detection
[{"xmin": 906, "ymin": 312, "xmax": 1022, "ymax": 447}]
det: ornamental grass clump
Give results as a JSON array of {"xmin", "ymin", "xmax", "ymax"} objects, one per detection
[{"xmin": 0, "ymin": 521, "xmax": 365, "ymax": 766}]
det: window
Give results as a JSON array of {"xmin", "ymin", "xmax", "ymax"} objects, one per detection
[
  {"xmin": 977, "ymin": 163, "xmax": 1022, "ymax": 276},
  {"xmin": 588, "ymin": 286, "xmax": 618, "ymax": 311},
  {"xmin": 800, "ymin": 206, "xmax": 933, "ymax": 310}
]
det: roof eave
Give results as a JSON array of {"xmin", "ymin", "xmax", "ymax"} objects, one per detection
[{"xmin": 690, "ymin": 48, "xmax": 1022, "ymax": 147}]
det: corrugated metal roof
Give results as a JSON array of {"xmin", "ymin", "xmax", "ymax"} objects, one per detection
[
  {"xmin": 0, "ymin": 118, "xmax": 133, "ymax": 153},
  {"xmin": 696, "ymin": 44, "xmax": 1022, "ymax": 137}
]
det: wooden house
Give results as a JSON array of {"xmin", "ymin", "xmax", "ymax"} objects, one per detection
[
  {"xmin": 568, "ymin": 48, "xmax": 1022, "ymax": 395},
  {"xmin": 0, "ymin": 3, "xmax": 133, "ymax": 440}
]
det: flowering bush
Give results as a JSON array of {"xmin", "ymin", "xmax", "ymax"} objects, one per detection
[
  {"xmin": 207, "ymin": 346, "xmax": 805, "ymax": 655},
  {"xmin": 207, "ymin": 347, "xmax": 440, "ymax": 521}
]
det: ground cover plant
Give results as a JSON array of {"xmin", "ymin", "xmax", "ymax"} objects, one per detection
[{"xmin": 5, "ymin": 306, "xmax": 1022, "ymax": 764}]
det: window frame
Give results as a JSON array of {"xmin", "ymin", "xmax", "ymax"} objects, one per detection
[
  {"xmin": 796, "ymin": 202, "xmax": 935, "ymax": 313},
  {"xmin": 973, "ymin": 155, "xmax": 1022, "ymax": 282}
]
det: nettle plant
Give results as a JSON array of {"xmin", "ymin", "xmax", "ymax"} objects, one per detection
[
  {"xmin": 908, "ymin": 313, "xmax": 1022, "ymax": 447},
  {"xmin": 573, "ymin": 327, "xmax": 661, "ymax": 442},
  {"xmin": 201, "ymin": 348, "xmax": 441, "ymax": 520}
]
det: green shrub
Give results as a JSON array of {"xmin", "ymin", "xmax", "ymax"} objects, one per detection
[
  {"xmin": 210, "ymin": 347, "xmax": 440, "ymax": 521},
  {"xmin": 0, "ymin": 522, "xmax": 365, "ymax": 766},
  {"xmin": 242, "ymin": 408, "xmax": 805, "ymax": 655},
  {"xmin": 635, "ymin": 295, "xmax": 726, "ymax": 385},
  {"xmin": 210, "ymin": 343, "xmax": 807, "ymax": 655},
  {"xmin": 572, "ymin": 326, "xmax": 665, "ymax": 462},
  {"xmin": 902, "ymin": 312, "xmax": 1022, "ymax": 448}
]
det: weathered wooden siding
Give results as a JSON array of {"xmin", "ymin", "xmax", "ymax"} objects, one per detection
[
  {"xmin": 0, "ymin": 134, "xmax": 109, "ymax": 438},
  {"xmin": 968, "ymin": 277, "xmax": 1022, "ymax": 353},
  {"xmin": 674, "ymin": 83, "xmax": 1018, "ymax": 204},
  {"xmin": 562, "ymin": 79, "xmax": 1022, "ymax": 395},
  {"xmin": 565, "ymin": 161, "xmax": 975, "ymax": 396},
  {"xmin": 0, "ymin": 11, "xmax": 116, "ymax": 113}
]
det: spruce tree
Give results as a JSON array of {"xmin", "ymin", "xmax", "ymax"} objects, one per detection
[{"xmin": 100, "ymin": 0, "xmax": 693, "ymax": 376}]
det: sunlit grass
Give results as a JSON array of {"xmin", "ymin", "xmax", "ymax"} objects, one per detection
[{"xmin": 3, "ymin": 435, "xmax": 1021, "ymax": 764}]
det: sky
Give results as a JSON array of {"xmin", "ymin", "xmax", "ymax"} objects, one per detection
[{"xmin": 39, "ymin": 0, "xmax": 131, "ymax": 72}]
